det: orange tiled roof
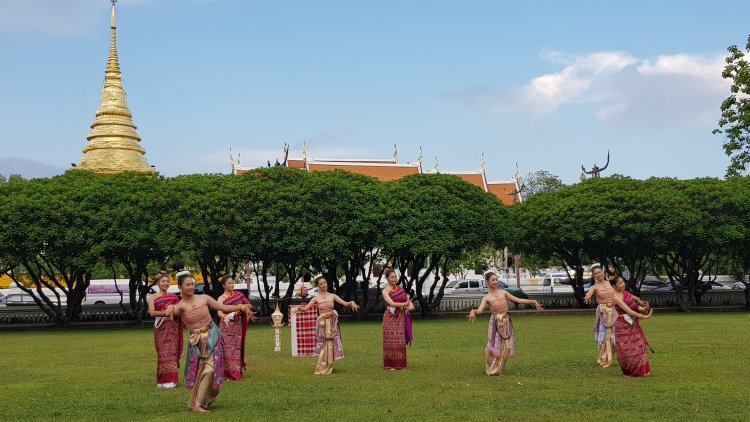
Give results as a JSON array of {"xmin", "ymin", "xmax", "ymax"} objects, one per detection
[
  {"xmin": 487, "ymin": 180, "xmax": 521, "ymax": 206},
  {"xmin": 287, "ymin": 158, "xmax": 306, "ymax": 169},
  {"xmin": 434, "ymin": 171, "xmax": 487, "ymax": 191},
  {"xmin": 307, "ymin": 162, "xmax": 420, "ymax": 181}
]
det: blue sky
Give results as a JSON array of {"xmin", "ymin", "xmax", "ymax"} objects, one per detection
[{"xmin": 1, "ymin": 0, "xmax": 748, "ymax": 182}]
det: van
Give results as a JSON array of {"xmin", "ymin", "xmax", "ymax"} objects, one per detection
[{"xmin": 84, "ymin": 279, "xmax": 132, "ymax": 305}]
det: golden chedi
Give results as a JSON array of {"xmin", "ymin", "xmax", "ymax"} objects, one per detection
[{"xmin": 79, "ymin": 1, "xmax": 154, "ymax": 173}]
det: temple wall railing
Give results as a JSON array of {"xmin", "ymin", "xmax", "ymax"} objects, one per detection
[{"xmin": 1, "ymin": 290, "xmax": 745, "ymax": 326}]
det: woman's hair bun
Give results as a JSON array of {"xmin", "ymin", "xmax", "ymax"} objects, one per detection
[{"xmin": 172, "ymin": 261, "xmax": 185, "ymax": 272}]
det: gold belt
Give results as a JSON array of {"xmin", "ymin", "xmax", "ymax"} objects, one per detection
[{"xmin": 190, "ymin": 325, "xmax": 209, "ymax": 334}]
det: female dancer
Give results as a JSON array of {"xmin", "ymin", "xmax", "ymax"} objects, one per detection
[
  {"xmin": 382, "ymin": 269, "xmax": 415, "ymax": 370},
  {"xmin": 165, "ymin": 269, "xmax": 250, "ymax": 413},
  {"xmin": 584, "ymin": 265, "xmax": 617, "ymax": 367},
  {"xmin": 612, "ymin": 276, "xmax": 654, "ymax": 377},
  {"xmin": 295, "ymin": 275, "xmax": 359, "ymax": 375},
  {"xmin": 468, "ymin": 272, "xmax": 544, "ymax": 375},
  {"xmin": 217, "ymin": 273, "xmax": 256, "ymax": 380},
  {"xmin": 147, "ymin": 271, "xmax": 183, "ymax": 389}
]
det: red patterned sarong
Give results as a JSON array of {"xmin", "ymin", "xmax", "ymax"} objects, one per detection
[
  {"xmin": 383, "ymin": 286, "xmax": 409, "ymax": 369},
  {"xmin": 154, "ymin": 294, "xmax": 183, "ymax": 385},
  {"xmin": 290, "ymin": 304, "xmax": 318, "ymax": 357},
  {"xmin": 615, "ymin": 291, "xmax": 651, "ymax": 377},
  {"xmin": 220, "ymin": 291, "xmax": 250, "ymax": 380}
]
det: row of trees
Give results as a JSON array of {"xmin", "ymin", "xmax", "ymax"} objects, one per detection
[
  {"xmin": 1, "ymin": 169, "xmax": 748, "ymax": 325},
  {"xmin": 510, "ymin": 176, "xmax": 750, "ymax": 311},
  {"xmin": 0, "ymin": 168, "xmax": 505, "ymax": 325}
]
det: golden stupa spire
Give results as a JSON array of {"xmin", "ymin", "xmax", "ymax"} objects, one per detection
[{"xmin": 79, "ymin": 0, "xmax": 154, "ymax": 173}]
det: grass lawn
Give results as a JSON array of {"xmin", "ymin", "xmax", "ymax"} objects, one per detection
[{"xmin": 0, "ymin": 313, "xmax": 748, "ymax": 422}]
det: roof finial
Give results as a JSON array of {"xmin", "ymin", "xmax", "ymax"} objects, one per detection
[
  {"xmin": 417, "ymin": 146, "xmax": 423, "ymax": 166},
  {"xmin": 302, "ymin": 142, "xmax": 308, "ymax": 162},
  {"xmin": 393, "ymin": 144, "xmax": 399, "ymax": 163},
  {"xmin": 237, "ymin": 152, "xmax": 242, "ymax": 167},
  {"xmin": 514, "ymin": 162, "xmax": 521, "ymax": 182},
  {"xmin": 229, "ymin": 147, "xmax": 236, "ymax": 174},
  {"xmin": 434, "ymin": 156, "xmax": 440, "ymax": 173},
  {"xmin": 481, "ymin": 153, "xmax": 487, "ymax": 173},
  {"xmin": 111, "ymin": 0, "xmax": 117, "ymax": 28}
]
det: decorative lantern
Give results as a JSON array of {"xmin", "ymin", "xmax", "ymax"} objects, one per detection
[{"xmin": 271, "ymin": 302, "xmax": 284, "ymax": 352}]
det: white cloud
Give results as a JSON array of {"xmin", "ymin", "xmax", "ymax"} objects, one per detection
[
  {"xmin": 595, "ymin": 53, "xmax": 729, "ymax": 129},
  {"xmin": 637, "ymin": 54, "xmax": 724, "ymax": 81},
  {"xmin": 448, "ymin": 50, "xmax": 731, "ymax": 133},
  {"xmin": 520, "ymin": 51, "xmax": 638, "ymax": 112}
]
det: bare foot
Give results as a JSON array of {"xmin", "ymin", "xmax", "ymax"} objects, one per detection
[{"xmin": 192, "ymin": 405, "xmax": 210, "ymax": 413}]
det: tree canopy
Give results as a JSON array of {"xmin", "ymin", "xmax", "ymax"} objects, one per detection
[{"xmin": 715, "ymin": 34, "xmax": 750, "ymax": 176}]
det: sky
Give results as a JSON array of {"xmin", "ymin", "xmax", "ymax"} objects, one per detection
[{"xmin": 0, "ymin": 0, "xmax": 748, "ymax": 183}]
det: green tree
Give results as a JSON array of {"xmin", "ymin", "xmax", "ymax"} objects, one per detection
[
  {"xmin": 507, "ymin": 186, "xmax": 590, "ymax": 305},
  {"xmin": 162, "ymin": 174, "xmax": 247, "ymax": 298},
  {"xmin": 95, "ymin": 173, "xmax": 176, "ymax": 320},
  {"xmin": 382, "ymin": 173, "xmax": 506, "ymax": 315},
  {"xmin": 300, "ymin": 170, "xmax": 385, "ymax": 314},
  {"xmin": 722, "ymin": 176, "xmax": 750, "ymax": 309},
  {"xmin": 714, "ymin": 35, "xmax": 750, "ymax": 176},
  {"xmin": 0, "ymin": 171, "xmax": 105, "ymax": 325},
  {"xmin": 522, "ymin": 170, "xmax": 564, "ymax": 196},
  {"xmin": 236, "ymin": 167, "xmax": 313, "ymax": 314},
  {"xmin": 570, "ymin": 177, "xmax": 669, "ymax": 294},
  {"xmin": 650, "ymin": 178, "xmax": 743, "ymax": 311}
]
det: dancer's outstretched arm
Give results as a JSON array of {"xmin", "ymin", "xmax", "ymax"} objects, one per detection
[{"xmin": 505, "ymin": 291, "xmax": 544, "ymax": 311}]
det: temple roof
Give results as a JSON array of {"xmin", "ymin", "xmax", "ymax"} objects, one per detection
[
  {"xmin": 235, "ymin": 150, "xmax": 521, "ymax": 205},
  {"xmin": 487, "ymin": 180, "xmax": 523, "ymax": 205}
]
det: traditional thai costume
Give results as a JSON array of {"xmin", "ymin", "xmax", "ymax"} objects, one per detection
[
  {"xmin": 313, "ymin": 301, "xmax": 344, "ymax": 375},
  {"xmin": 485, "ymin": 294, "xmax": 515, "ymax": 375},
  {"xmin": 593, "ymin": 283, "xmax": 617, "ymax": 368},
  {"xmin": 615, "ymin": 291, "xmax": 652, "ymax": 377},
  {"xmin": 153, "ymin": 293, "xmax": 183, "ymax": 388},
  {"xmin": 220, "ymin": 291, "xmax": 250, "ymax": 380},
  {"xmin": 383, "ymin": 286, "xmax": 413, "ymax": 369},
  {"xmin": 183, "ymin": 306, "xmax": 225, "ymax": 410}
]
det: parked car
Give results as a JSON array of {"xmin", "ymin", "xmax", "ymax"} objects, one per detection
[
  {"xmin": 443, "ymin": 279, "xmax": 520, "ymax": 295},
  {"xmin": 640, "ymin": 278, "xmax": 671, "ymax": 291},
  {"xmin": 443, "ymin": 279, "xmax": 488, "ymax": 295},
  {"xmin": 2, "ymin": 292, "xmax": 40, "ymax": 306},
  {"xmin": 646, "ymin": 279, "xmax": 733, "ymax": 291},
  {"xmin": 732, "ymin": 281, "xmax": 746, "ymax": 290}
]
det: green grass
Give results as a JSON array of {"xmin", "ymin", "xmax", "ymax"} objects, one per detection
[{"xmin": 1, "ymin": 313, "xmax": 748, "ymax": 422}]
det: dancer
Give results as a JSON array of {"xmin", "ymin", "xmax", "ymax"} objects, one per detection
[
  {"xmin": 295, "ymin": 275, "xmax": 359, "ymax": 375},
  {"xmin": 468, "ymin": 272, "xmax": 543, "ymax": 375},
  {"xmin": 164, "ymin": 268, "xmax": 250, "ymax": 413},
  {"xmin": 382, "ymin": 269, "xmax": 415, "ymax": 370},
  {"xmin": 584, "ymin": 265, "xmax": 617, "ymax": 367},
  {"xmin": 147, "ymin": 271, "xmax": 183, "ymax": 389},
  {"xmin": 217, "ymin": 273, "xmax": 256, "ymax": 380},
  {"xmin": 612, "ymin": 276, "xmax": 654, "ymax": 377}
]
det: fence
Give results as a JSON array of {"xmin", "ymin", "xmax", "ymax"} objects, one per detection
[{"xmin": 1, "ymin": 290, "xmax": 746, "ymax": 326}]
